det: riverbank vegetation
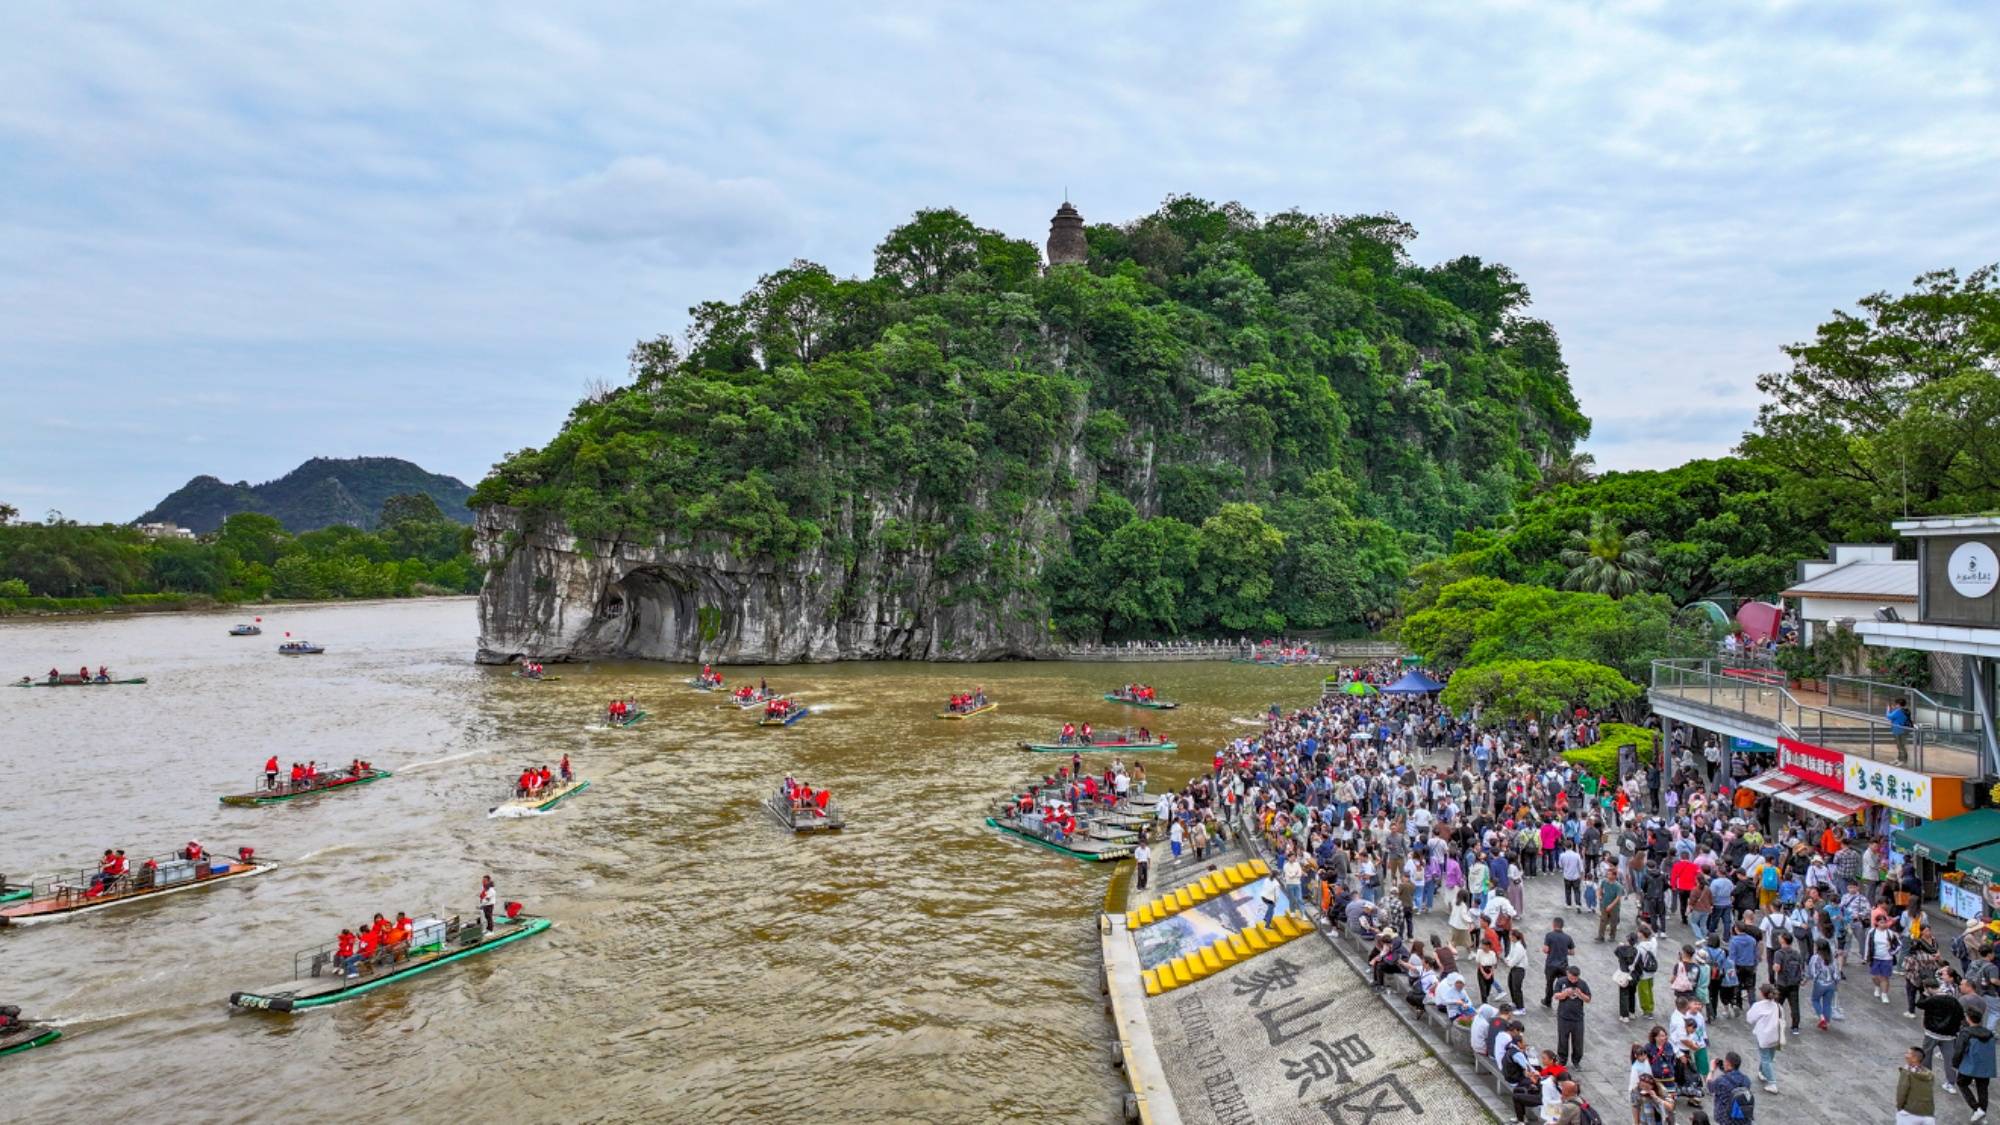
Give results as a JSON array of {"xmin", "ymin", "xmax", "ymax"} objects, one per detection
[{"xmin": 0, "ymin": 494, "xmax": 479, "ymax": 613}]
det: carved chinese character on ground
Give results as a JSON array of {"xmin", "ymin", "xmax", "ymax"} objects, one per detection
[
  {"xmin": 1281, "ymin": 1034, "xmax": 1375, "ymax": 1097},
  {"xmin": 1232, "ymin": 956, "xmax": 1303, "ymax": 1007},
  {"xmin": 1316, "ymin": 1073, "xmax": 1422, "ymax": 1124},
  {"xmin": 1254, "ymin": 994, "xmax": 1334, "ymax": 1046}
]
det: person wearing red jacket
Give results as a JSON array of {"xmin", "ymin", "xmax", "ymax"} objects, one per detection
[{"xmin": 1670, "ymin": 856, "xmax": 1701, "ymax": 926}]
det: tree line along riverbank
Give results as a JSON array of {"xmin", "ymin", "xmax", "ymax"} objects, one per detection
[{"xmin": 0, "ymin": 495, "xmax": 483, "ymax": 614}]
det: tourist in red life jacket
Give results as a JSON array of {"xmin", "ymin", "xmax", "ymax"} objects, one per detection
[
  {"xmin": 1138, "ymin": 727, "xmax": 1151, "ymax": 744},
  {"xmin": 290, "ymin": 763, "xmax": 306, "ymax": 790},
  {"xmin": 265, "ymin": 755, "xmax": 280, "ymax": 789},
  {"xmin": 356, "ymin": 925, "xmax": 380, "ymax": 969},
  {"xmin": 93, "ymin": 849, "xmax": 117, "ymax": 893},
  {"xmin": 1061, "ymin": 722, "xmax": 1075, "ymax": 745},
  {"xmin": 79, "ymin": 665, "xmax": 90, "ymax": 681},
  {"xmin": 559, "ymin": 754, "xmax": 572, "ymax": 783},
  {"xmin": 539, "ymin": 766, "xmax": 554, "ymax": 790},
  {"xmin": 184, "ymin": 840, "xmax": 204, "ymax": 864},
  {"xmin": 1080, "ymin": 721, "xmax": 1094, "ymax": 746},
  {"xmin": 814, "ymin": 789, "xmax": 831, "ymax": 816},
  {"xmin": 336, "ymin": 929, "xmax": 359, "ymax": 976}
]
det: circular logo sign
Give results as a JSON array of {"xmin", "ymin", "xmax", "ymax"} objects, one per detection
[{"xmin": 1949, "ymin": 541, "xmax": 1999, "ymax": 599}]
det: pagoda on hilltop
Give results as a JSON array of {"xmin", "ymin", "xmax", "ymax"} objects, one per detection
[{"xmin": 1046, "ymin": 200, "xmax": 1086, "ymax": 267}]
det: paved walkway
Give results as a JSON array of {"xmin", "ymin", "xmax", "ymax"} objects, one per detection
[
  {"xmin": 1114, "ymin": 830, "xmax": 1495, "ymax": 1125},
  {"xmin": 1410, "ymin": 868, "xmax": 1978, "ymax": 1123}
]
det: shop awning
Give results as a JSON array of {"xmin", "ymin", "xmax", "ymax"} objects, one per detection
[
  {"xmin": 1741, "ymin": 769, "xmax": 1803, "ymax": 797},
  {"xmin": 1772, "ymin": 783, "xmax": 1871, "ymax": 821},
  {"xmin": 1893, "ymin": 809, "xmax": 2000, "ymax": 864},
  {"xmin": 1958, "ymin": 841, "xmax": 2000, "ymax": 884}
]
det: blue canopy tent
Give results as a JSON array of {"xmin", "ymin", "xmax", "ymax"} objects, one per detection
[{"xmin": 1378, "ymin": 669, "xmax": 1445, "ymax": 695}]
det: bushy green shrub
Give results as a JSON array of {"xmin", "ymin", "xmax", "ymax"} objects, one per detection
[{"xmin": 1561, "ymin": 722, "xmax": 1657, "ymax": 780}]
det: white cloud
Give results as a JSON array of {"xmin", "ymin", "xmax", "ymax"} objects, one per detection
[
  {"xmin": 515, "ymin": 156, "xmax": 793, "ymax": 260},
  {"xmin": 0, "ymin": 1, "xmax": 1995, "ymax": 518}
]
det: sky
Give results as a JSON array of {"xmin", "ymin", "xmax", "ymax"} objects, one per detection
[{"xmin": 3, "ymin": 2, "xmax": 1996, "ymax": 523}]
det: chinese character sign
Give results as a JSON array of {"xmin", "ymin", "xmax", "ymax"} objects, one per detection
[
  {"xmin": 1778, "ymin": 738, "xmax": 1843, "ymax": 787},
  {"xmin": 1843, "ymin": 757, "xmax": 1932, "ymax": 818}
]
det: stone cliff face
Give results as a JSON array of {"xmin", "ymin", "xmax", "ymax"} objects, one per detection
[{"xmin": 474, "ymin": 505, "xmax": 1058, "ymax": 664}]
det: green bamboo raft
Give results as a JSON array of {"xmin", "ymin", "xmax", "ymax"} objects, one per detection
[
  {"xmin": 1102, "ymin": 692, "xmax": 1178, "ymax": 710},
  {"xmin": 229, "ymin": 915, "xmax": 552, "ymax": 1012},
  {"xmin": 0, "ymin": 1023, "xmax": 60, "ymax": 1058},
  {"xmin": 220, "ymin": 769, "xmax": 392, "ymax": 807}
]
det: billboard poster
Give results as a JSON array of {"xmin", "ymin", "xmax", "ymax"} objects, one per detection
[
  {"xmin": 1843, "ymin": 757, "xmax": 1934, "ymax": 819},
  {"xmin": 1134, "ymin": 877, "xmax": 1291, "ymax": 970}
]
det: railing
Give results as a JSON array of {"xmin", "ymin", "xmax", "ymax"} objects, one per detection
[
  {"xmin": 1825, "ymin": 675, "xmax": 1981, "ymax": 737},
  {"xmin": 28, "ymin": 849, "xmax": 229, "ymax": 903},
  {"xmin": 293, "ymin": 911, "xmax": 470, "ymax": 980},
  {"xmin": 1649, "ymin": 658, "xmax": 1988, "ymax": 776}
]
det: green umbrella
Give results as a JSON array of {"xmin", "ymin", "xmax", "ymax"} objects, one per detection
[{"xmin": 1342, "ymin": 681, "xmax": 1376, "ymax": 696}]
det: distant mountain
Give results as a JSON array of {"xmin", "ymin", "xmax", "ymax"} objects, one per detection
[{"xmin": 137, "ymin": 457, "xmax": 474, "ymax": 533}]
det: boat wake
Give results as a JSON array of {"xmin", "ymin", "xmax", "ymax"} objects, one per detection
[
  {"xmin": 1229, "ymin": 717, "xmax": 1268, "ymax": 727},
  {"xmin": 292, "ymin": 842, "xmax": 363, "ymax": 863},
  {"xmin": 487, "ymin": 806, "xmax": 550, "ymax": 819},
  {"xmin": 397, "ymin": 748, "xmax": 488, "ymax": 772}
]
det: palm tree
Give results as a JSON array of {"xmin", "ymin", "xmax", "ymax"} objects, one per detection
[
  {"xmin": 1560, "ymin": 513, "xmax": 1658, "ymax": 597},
  {"xmin": 1534, "ymin": 452, "xmax": 1598, "ymax": 495}
]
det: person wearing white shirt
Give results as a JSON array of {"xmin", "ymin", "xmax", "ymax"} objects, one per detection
[{"xmin": 1133, "ymin": 841, "xmax": 1152, "ymax": 890}]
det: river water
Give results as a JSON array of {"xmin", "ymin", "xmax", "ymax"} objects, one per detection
[{"xmin": 0, "ymin": 599, "xmax": 1334, "ymax": 1123}]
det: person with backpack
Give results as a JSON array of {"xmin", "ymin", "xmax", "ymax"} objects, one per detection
[
  {"xmin": 1919, "ymin": 978, "xmax": 1967, "ymax": 1095},
  {"xmin": 1707, "ymin": 1050, "xmax": 1755, "ymax": 1122},
  {"xmin": 1807, "ymin": 938, "xmax": 1839, "ymax": 1031},
  {"xmin": 1869, "ymin": 912, "xmax": 1907, "ymax": 1005},
  {"xmin": 1769, "ymin": 932, "xmax": 1805, "ymax": 1033},
  {"xmin": 1635, "ymin": 926, "xmax": 1660, "ymax": 1019},
  {"xmin": 1597, "ymin": 863, "xmax": 1626, "ymax": 943},
  {"xmin": 1955, "ymin": 996, "xmax": 1996, "ymax": 1120},
  {"xmin": 1615, "ymin": 932, "xmax": 1642, "ymax": 1022}
]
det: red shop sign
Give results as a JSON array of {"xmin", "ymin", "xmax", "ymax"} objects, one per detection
[{"xmin": 1779, "ymin": 737, "xmax": 1844, "ymax": 789}]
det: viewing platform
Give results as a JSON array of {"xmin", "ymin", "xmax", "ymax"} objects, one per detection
[{"xmin": 1649, "ymin": 657, "xmax": 1989, "ymax": 778}]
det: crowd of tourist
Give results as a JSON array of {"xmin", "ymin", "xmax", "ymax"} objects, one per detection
[{"xmin": 1125, "ymin": 662, "xmax": 1999, "ymax": 1124}]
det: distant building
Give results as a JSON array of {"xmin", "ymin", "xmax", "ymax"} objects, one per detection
[
  {"xmin": 1046, "ymin": 200, "xmax": 1087, "ymax": 267},
  {"xmin": 136, "ymin": 521, "xmax": 196, "ymax": 540},
  {"xmin": 1781, "ymin": 543, "xmax": 1916, "ymax": 644}
]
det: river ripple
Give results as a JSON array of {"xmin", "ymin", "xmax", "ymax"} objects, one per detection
[{"xmin": 0, "ymin": 599, "xmax": 1332, "ymax": 1123}]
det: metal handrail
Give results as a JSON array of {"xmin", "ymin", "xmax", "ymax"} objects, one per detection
[
  {"xmin": 1648, "ymin": 658, "xmax": 1964, "ymax": 774},
  {"xmin": 1824, "ymin": 674, "xmax": 1981, "ymax": 733}
]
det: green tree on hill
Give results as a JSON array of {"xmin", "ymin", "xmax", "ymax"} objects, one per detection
[
  {"xmin": 474, "ymin": 197, "xmax": 1590, "ymax": 640},
  {"xmin": 1559, "ymin": 513, "xmax": 1658, "ymax": 597}
]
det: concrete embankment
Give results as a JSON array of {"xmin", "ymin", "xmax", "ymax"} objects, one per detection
[{"xmin": 1099, "ymin": 824, "xmax": 1499, "ymax": 1125}]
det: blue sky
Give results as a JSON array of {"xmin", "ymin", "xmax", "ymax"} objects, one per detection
[{"xmin": 3, "ymin": 2, "xmax": 1996, "ymax": 522}]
